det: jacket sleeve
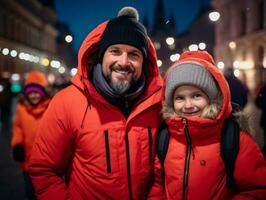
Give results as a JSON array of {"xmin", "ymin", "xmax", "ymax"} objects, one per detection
[
  {"xmin": 148, "ymin": 154, "xmax": 165, "ymax": 200},
  {"xmin": 28, "ymin": 95, "xmax": 74, "ymax": 200},
  {"xmin": 11, "ymin": 105, "xmax": 25, "ymax": 162},
  {"xmin": 232, "ymin": 131, "xmax": 266, "ymax": 200},
  {"xmin": 11, "ymin": 104, "xmax": 23, "ymax": 147}
]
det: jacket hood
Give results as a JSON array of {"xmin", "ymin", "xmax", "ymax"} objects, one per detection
[
  {"xmin": 163, "ymin": 51, "xmax": 232, "ymax": 124},
  {"xmin": 24, "ymin": 71, "xmax": 48, "ymax": 88},
  {"xmin": 72, "ymin": 20, "xmax": 162, "ymax": 102}
]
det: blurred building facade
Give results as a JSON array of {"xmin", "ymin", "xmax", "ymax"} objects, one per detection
[
  {"xmin": 56, "ymin": 22, "xmax": 76, "ymax": 70},
  {"xmin": 144, "ymin": 0, "xmax": 178, "ymax": 74},
  {"xmin": 213, "ymin": 0, "xmax": 266, "ymax": 96},
  {"xmin": 147, "ymin": 0, "xmax": 215, "ymax": 75},
  {"xmin": 0, "ymin": 0, "xmax": 76, "ymax": 84},
  {"xmin": 177, "ymin": 6, "xmax": 215, "ymax": 58}
]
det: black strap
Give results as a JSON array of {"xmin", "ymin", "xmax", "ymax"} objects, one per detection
[
  {"xmin": 156, "ymin": 125, "xmax": 169, "ymax": 168},
  {"xmin": 12, "ymin": 144, "xmax": 25, "ymax": 162},
  {"xmin": 221, "ymin": 114, "xmax": 240, "ymax": 188}
]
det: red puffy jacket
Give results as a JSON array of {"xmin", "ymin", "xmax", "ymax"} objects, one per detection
[
  {"xmin": 29, "ymin": 20, "xmax": 163, "ymax": 199},
  {"xmin": 149, "ymin": 51, "xmax": 266, "ymax": 200}
]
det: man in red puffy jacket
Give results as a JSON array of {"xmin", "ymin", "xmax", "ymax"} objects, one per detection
[{"xmin": 29, "ymin": 7, "xmax": 163, "ymax": 200}]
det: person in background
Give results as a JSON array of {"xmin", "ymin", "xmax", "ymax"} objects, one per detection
[
  {"xmin": 255, "ymin": 82, "xmax": 266, "ymax": 158},
  {"xmin": 149, "ymin": 51, "xmax": 266, "ymax": 200},
  {"xmin": 224, "ymin": 67, "xmax": 249, "ymax": 110},
  {"xmin": 29, "ymin": 6, "xmax": 163, "ymax": 200},
  {"xmin": 0, "ymin": 76, "xmax": 13, "ymax": 136},
  {"xmin": 11, "ymin": 70, "xmax": 50, "ymax": 200}
]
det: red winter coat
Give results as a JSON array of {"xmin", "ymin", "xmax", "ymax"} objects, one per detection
[
  {"xmin": 149, "ymin": 52, "xmax": 266, "ymax": 200},
  {"xmin": 11, "ymin": 71, "xmax": 50, "ymax": 172},
  {"xmin": 29, "ymin": 20, "xmax": 163, "ymax": 200},
  {"xmin": 11, "ymin": 101, "xmax": 50, "ymax": 171}
]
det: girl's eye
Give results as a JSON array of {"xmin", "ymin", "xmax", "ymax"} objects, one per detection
[
  {"xmin": 174, "ymin": 96, "xmax": 183, "ymax": 101},
  {"xmin": 193, "ymin": 93, "xmax": 202, "ymax": 99}
]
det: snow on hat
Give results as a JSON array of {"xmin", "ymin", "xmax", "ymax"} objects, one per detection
[
  {"xmin": 98, "ymin": 6, "xmax": 148, "ymax": 61},
  {"xmin": 165, "ymin": 51, "xmax": 219, "ymax": 107}
]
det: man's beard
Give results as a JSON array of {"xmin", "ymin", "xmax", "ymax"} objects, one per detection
[
  {"xmin": 110, "ymin": 79, "xmax": 131, "ymax": 94},
  {"xmin": 105, "ymin": 64, "xmax": 137, "ymax": 95}
]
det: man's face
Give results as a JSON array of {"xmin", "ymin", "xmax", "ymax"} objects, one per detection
[{"xmin": 102, "ymin": 44, "xmax": 144, "ymax": 94}]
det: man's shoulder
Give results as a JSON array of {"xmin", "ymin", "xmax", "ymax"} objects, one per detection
[
  {"xmin": 54, "ymin": 84, "xmax": 83, "ymax": 98},
  {"xmin": 51, "ymin": 84, "xmax": 86, "ymax": 105}
]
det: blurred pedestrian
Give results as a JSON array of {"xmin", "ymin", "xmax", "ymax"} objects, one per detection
[
  {"xmin": 149, "ymin": 51, "xmax": 266, "ymax": 199},
  {"xmin": 224, "ymin": 67, "xmax": 248, "ymax": 110},
  {"xmin": 0, "ymin": 76, "xmax": 13, "ymax": 136},
  {"xmin": 224, "ymin": 67, "xmax": 249, "ymax": 110},
  {"xmin": 29, "ymin": 6, "xmax": 163, "ymax": 200},
  {"xmin": 255, "ymin": 82, "xmax": 266, "ymax": 158},
  {"xmin": 11, "ymin": 71, "xmax": 50, "ymax": 200}
]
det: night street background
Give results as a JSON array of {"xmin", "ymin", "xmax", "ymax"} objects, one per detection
[{"xmin": 0, "ymin": 0, "xmax": 265, "ymax": 199}]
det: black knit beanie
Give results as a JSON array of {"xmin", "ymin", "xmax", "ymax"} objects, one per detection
[{"xmin": 99, "ymin": 7, "xmax": 148, "ymax": 61}]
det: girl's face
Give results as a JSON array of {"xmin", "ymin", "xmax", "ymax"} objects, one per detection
[
  {"xmin": 173, "ymin": 85, "xmax": 209, "ymax": 117},
  {"xmin": 27, "ymin": 92, "xmax": 42, "ymax": 105}
]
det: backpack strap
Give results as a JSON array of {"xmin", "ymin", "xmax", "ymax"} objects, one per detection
[
  {"xmin": 156, "ymin": 123, "xmax": 169, "ymax": 168},
  {"xmin": 220, "ymin": 114, "xmax": 240, "ymax": 188}
]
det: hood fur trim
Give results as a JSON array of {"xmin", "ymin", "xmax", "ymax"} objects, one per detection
[{"xmin": 233, "ymin": 111, "xmax": 252, "ymax": 134}]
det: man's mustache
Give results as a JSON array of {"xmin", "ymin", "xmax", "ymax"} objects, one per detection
[{"xmin": 110, "ymin": 64, "xmax": 136, "ymax": 74}]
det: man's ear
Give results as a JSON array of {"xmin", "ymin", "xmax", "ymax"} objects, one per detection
[{"xmin": 87, "ymin": 50, "xmax": 100, "ymax": 72}]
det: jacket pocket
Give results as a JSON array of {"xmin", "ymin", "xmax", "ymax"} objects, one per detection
[
  {"xmin": 147, "ymin": 126, "xmax": 153, "ymax": 165},
  {"xmin": 104, "ymin": 130, "xmax": 111, "ymax": 173},
  {"xmin": 135, "ymin": 126, "xmax": 155, "ymax": 171},
  {"xmin": 76, "ymin": 129, "xmax": 120, "ymax": 177}
]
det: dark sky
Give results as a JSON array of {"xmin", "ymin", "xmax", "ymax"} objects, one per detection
[{"xmin": 55, "ymin": 0, "xmax": 211, "ymax": 52}]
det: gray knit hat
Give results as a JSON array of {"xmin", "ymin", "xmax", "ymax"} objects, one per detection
[{"xmin": 165, "ymin": 62, "xmax": 218, "ymax": 107}]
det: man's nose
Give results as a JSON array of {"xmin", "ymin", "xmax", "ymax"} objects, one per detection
[{"xmin": 118, "ymin": 53, "xmax": 130, "ymax": 67}]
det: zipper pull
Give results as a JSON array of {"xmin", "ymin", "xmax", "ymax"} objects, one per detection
[
  {"xmin": 182, "ymin": 118, "xmax": 187, "ymax": 129},
  {"xmin": 182, "ymin": 118, "xmax": 191, "ymax": 145}
]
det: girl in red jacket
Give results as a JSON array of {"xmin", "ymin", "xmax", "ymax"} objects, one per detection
[
  {"xmin": 11, "ymin": 71, "xmax": 50, "ymax": 200},
  {"xmin": 149, "ymin": 50, "xmax": 266, "ymax": 200}
]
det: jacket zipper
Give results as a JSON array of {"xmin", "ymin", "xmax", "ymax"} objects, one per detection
[
  {"xmin": 104, "ymin": 130, "xmax": 111, "ymax": 173},
  {"xmin": 125, "ymin": 132, "xmax": 133, "ymax": 200},
  {"xmin": 148, "ymin": 126, "xmax": 152, "ymax": 165},
  {"xmin": 182, "ymin": 118, "xmax": 192, "ymax": 200}
]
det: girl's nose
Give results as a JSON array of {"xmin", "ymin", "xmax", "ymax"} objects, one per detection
[{"xmin": 184, "ymin": 99, "xmax": 193, "ymax": 108}]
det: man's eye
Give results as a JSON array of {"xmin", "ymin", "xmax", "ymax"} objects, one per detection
[
  {"xmin": 129, "ymin": 53, "xmax": 140, "ymax": 60},
  {"xmin": 110, "ymin": 49, "xmax": 120, "ymax": 54}
]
